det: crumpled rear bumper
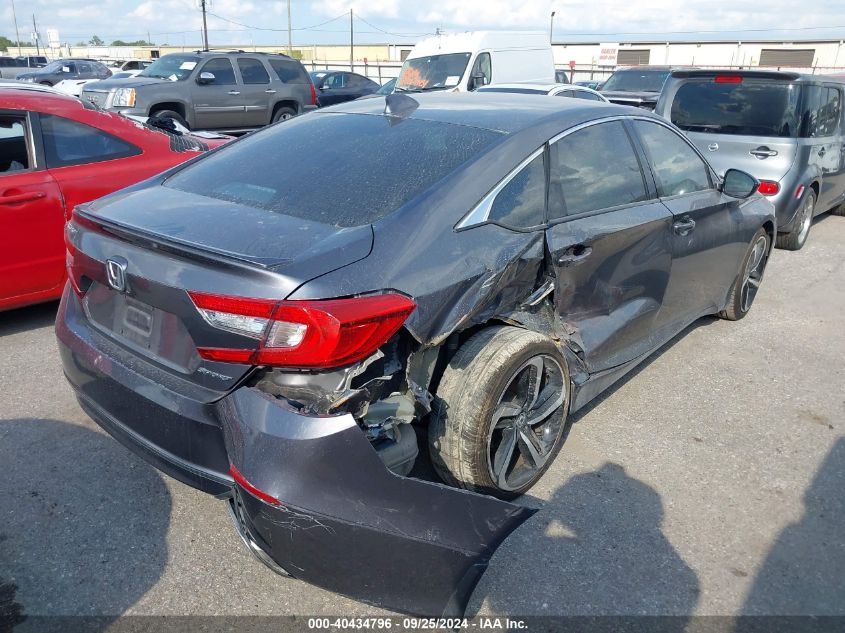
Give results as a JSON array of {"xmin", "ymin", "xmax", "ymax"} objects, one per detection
[{"xmin": 56, "ymin": 285, "xmax": 535, "ymax": 616}]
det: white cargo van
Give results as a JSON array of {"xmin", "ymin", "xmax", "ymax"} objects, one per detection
[{"xmin": 395, "ymin": 31, "xmax": 555, "ymax": 93}]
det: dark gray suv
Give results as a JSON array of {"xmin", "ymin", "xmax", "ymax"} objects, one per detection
[{"xmin": 82, "ymin": 51, "xmax": 317, "ymax": 132}]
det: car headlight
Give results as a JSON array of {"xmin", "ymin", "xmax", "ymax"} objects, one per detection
[
  {"xmin": 112, "ymin": 87, "xmax": 136, "ymax": 108},
  {"xmin": 22, "ymin": 77, "xmax": 35, "ymax": 83}
]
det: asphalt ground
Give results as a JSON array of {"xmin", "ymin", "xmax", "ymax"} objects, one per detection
[{"xmin": 0, "ymin": 214, "xmax": 843, "ymax": 626}]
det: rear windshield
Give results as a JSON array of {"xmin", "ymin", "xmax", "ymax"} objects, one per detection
[
  {"xmin": 601, "ymin": 69, "xmax": 669, "ymax": 93},
  {"xmin": 671, "ymin": 80, "xmax": 800, "ymax": 137},
  {"xmin": 165, "ymin": 113, "xmax": 502, "ymax": 226}
]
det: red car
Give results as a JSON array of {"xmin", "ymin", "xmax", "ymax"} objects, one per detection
[{"xmin": 0, "ymin": 85, "xmax": 230, "ymax": 311}]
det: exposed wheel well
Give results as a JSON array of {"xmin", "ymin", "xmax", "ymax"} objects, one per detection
[
  {"xmin": 762, "ymin": 220, "xmax": 776, "ymax": 249},
  {"xmin": 272, "ymin": 100, "xmax": 300, "ymax": 118},
  {"xmin": 149, "ymin": 102, "xmax": 187, "ymax": 119}
]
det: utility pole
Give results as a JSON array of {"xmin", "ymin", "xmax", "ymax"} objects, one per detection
[
  {"xmin": 349, "ymin": 8, "xmax": 353, "ymax": 72},
  {"xmin": 31, "ymin": 14, "xmax": 40, "ymax": 56},
  {"xmin": 549, "ymin": 11, "xmax": 555, "ymax": 44},
  {"xmin": 10, "ymin": 0, "xmax": 21, "ymax": 55},
  {"xmin": 200, "ymin": 0, "xmax": 209, "ymax": 51},
  {"xmin": 286, "ymin": 0, "xmax": 292, "ymax": 55}
]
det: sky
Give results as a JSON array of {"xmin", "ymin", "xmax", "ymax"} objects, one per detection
[{"xmin": 2, "ymin": 0, "xmax": 844, "ymax": 49}]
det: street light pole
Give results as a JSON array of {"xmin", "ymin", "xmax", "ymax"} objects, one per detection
[
  {"xmin": 287, "ymin": 0, "xmax": 292, "ymax": 55},
  {"xmin": 349, "ymin": 8, "xmax": 354, "ymax": 72},
  {"xmin": 200, "ymin": 0, "xmax": 209, "ymax": 51},
  {"xmin": 10, "ymin": 0, "xmax": 22, "ymax": 55},
  {"xmin": 549, "ymin": 11, "xmax": 555, "ymax": 44}
]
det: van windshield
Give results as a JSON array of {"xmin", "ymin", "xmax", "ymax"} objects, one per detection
[
  {"xmin": 395, "ymin": 53, "xmax": 471, "ymax": 92},
  {"xmin": 671, "ymin": 80, "xmax": 800, "ymax": 137}
]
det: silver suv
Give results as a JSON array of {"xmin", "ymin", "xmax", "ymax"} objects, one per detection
[
  {"xmin": 656, "ymin": 69, "xmax": 845, "ymax": 249},
  {"xmin": 82, "ymin": 51, "xmax": 316, "ymax": 133}
]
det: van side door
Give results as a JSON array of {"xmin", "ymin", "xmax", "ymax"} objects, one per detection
[{"xmin": 801, "ymin": 83, "xmax": 843, "ymax": 211}]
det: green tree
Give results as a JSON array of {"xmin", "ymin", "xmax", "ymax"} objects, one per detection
[
  {"xmin": 111, "ymin": 39, "xmax": 154, "ymax": 46},
  {"xmin": 0, "ymin": 36, "xmax": 26, "ymax": 52},
  {"xmin": 89, "ymin": 35, "xmax": 104, "ymax": 46}
]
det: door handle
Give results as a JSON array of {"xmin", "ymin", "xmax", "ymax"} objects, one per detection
[
  {"xmin": 557, "ymin": 245, "xmax": 592, "ymax": 266},
  {"xmin": 673, "ymin": 217, "xmax": 696, "ymax": 236},
  {"xmin": 228, "ymin": 90, "xmax": 241, "ymax": 95},
  {"xmin": 0, "ymin": 191, "xmax": 46, "ymax": 205},
  {"xmin": 265, "ymin": 89, "xmax": 277, "ymax": 94},
  {"xmin": 750, "ymin": 147, "xmax": 778, "ymax": 159}
]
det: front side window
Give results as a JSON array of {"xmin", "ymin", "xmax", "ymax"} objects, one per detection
[
  {"xmin": 634, "ymin": 120, "xmax": 712, "ymax": 197},
  {"xmin": 487, "ymin": 152, "xmax": 546, "ymax": 229},
  {"xmin": 237, "ymin": 58, "xmax": 270, "ymax": 84},
  {"xmin": 468, "ymin": 52, "xmax": 492, "ymax": 91},
  {"xmin": 0, "ymin": 115, "xmax": 31, "ymax": 174},
  {"xmin": 200, "ymin": 58, "xmax": 237, "ymax": 85},
  {"xmin": 550, "ymin": 121, "xmax": 648, "ymax": 219},
  {"xmin": 40, "ymin": 114, "xmax": 140, "ymax": 168},
  {"xmin": 324, "ymin": 73, "xmax": 345, "ymax": 89}
]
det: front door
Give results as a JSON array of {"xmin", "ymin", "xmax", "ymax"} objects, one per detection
[
  {"xmin": 0, "ymin": 111, "xmax": 65, "ymax": 304},
  {"xmin": 191, "ymin": 57, "xmax": 245, "ymax": 129},
  {"xmin": 545, "ymin": 119, "xmax": 674, "ymax": 372},
  {"xmin": 631, "ymin": 119, "xmax": 746, "ymax": 323}
]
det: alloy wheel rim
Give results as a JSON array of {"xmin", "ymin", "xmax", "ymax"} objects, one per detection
[
  {"xmin": 740, "ymin": 235, "xmax": 768, "ymax": 313},
  {"xmin": 797, "ymin": 196, "xmax": 814, "ymax": 244},
  {"xmin": 486, "ymin": 354, "xmax": 566, "ymax": 492}
]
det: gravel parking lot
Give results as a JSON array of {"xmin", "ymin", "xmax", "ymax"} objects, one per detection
[{"xmin": 1, "ymin": 215, "xmax": 843, "ymax": 622}]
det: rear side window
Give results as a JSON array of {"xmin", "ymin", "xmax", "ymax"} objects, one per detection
[
  {"xmin": 40, "ymin": 114, "xmax": 140, "ymax": 168},
  {"xmin": 237, "ymin": 58, "xmax": 270, "ymax": 84},
  {"xmin": 166, "ymin": 113, "xmax": 502, "ymax": 226},
  {"xmin": 200, "ymin": 58, "xmax": 236, "ymax": 85},
  {"xmin": 0, "ymin": 115, "xmax": 31, "ymax": 173},
  {"xmin": 671, "ymin": 80, "xmax": 800, "ymax": 137},
  {"xmin": 801, "ymin": 85, "xmax": 842, "ymax": 137},
  {"xmin": 488, "ymin": 153, "xmax": 545, "ymax": 228},
  {"xmin": 268, "ymin": 59, "xmax": 310, "ymax": 84},
  {"xmin": 634, "ymin": 120, "xmax": 712, "ymax": 197},
  {"xmin": 550, "ymin": 121, "xmax": 648, "ymax": 219}
]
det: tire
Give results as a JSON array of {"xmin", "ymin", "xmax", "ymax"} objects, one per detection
[
  {"xmin": 776, "ymin": 189, "xmax": 815, "ymax": 250},
  {"xmin": 428, "ymin": 326, "xmax": 571, "ymax": 499},
  {"xmin": 720, "ymin": 228, "xmax": 770, "ymax": 321},
  {"xmin": 271, "ymin": 106, "xmax": 297, "ymax": 124},
  {"xmin": 39, "ymin": 81, "xmax": 53, "ymax": 86},
  {"xmin": 150, "ymin": 109, "xmax": 189, "ymax": 130}
]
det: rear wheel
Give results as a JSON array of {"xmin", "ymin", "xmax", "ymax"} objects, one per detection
[
  {"xmin": 776, "ymin": 189, "xmax": 815, "ymax": 250},
  {"xmin": 150, "ymin": 109, "xmax": 189, "ymax": 130},
  {"xmin": 39, "ymin": 81, "xmax": 53, "ymax": 86},
  {"xmin": 429, "ymin": 326, "xmax": 570, "ymax": 499},
  {"xmin": 720, "ymin": 228, "xmax": 770, "ymax": 321},
  {"xmin": 271, "ymin": 106, "xmax": 297, "ymax": 124}
]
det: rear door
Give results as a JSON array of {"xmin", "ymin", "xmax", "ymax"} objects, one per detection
[
  {"xmin": 631, "ymin": 118, "xmax": 745, "ymax": 322},
  {"xmin": 804, "ymin": 83, "xmax": 845, "ymax": 210},
  {"xmin": 236, "ymin": 57, "xmax": 273, "ymax": 126},
  {"xmin": 545, "ymin": 119, "xmax": 675, "ymax": 372},
  {"xmin": 190, "ymin": 57, "xmax": 245, "ymax": 129},
  {"xmin": 0, "ymin": 111, "xmax": 65, "ymax": 304}
]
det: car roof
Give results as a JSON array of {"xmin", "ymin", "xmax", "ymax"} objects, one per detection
[
  {"xmin": 0, "ymin": 85, "xmax": 88, "ymax": 111},
  {"xmin": 322, "ymin": 91, "xmax": 637, "ymax": 134},
  {"xmin": 668, "ymin": 68, "xmax": 845, "ymax": 83}
]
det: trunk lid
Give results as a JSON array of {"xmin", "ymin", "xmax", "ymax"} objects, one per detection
[{"xmin": 69, "ymin": 187, "xmax": 373, "ymax": 396}]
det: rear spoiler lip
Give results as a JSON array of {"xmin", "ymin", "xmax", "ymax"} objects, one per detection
[
  {"xmin": 74, "ymin": 206, "xmax": 288, "ymax": 270},
  {"xmin": 669, "ymin": 69, "xmax": 802, "ymax": 81}
]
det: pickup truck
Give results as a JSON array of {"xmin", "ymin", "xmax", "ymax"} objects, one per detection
[{"xmin": 0, "ymin": 55, "xmax": 49, "ymax": 79}]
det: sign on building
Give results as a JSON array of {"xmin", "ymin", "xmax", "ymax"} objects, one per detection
[{"xmin": 598, "ymin": 43, "xmax": 619, "ymax": 66}]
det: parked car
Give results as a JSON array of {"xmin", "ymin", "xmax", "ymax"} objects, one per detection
[
  {"xmin": 0, "ymin": 55, "xmax": 49, "ymax": 78},
  {"xmin": 57, "ymin": 91, "xmax": 773, "ymax": 616},
  {"xmin": 396, "ymin": 31, "xmax": 555, "ymax": 93},
  {"xmin": 54, "ymin": 70, "xmax": 143, "ymax": 98},
  {"xmin": 0, "ymin": 85, "xmax": 230, "ymax": 311},
  {"xmin": 656, "ymin": 69, "xmax": 845, "ymax": 250},
  {"xmin": 309, "ymin": 71, "xmax": 378, "ymax": 105},
  {"xmin": 16, "ymin": 58, "xmax": 111, "ymax": 86},
  {"xmin": 600, "ymin": 65, "xmax": 684, "ymax": 109},
  {"xmin": 81, "ymin": 51, "xmax": 317, "ymax": 132},
  {"xmin": 477, "ymin": 82, "xmax": 608, "ymax": 102},
  {"xmin": 108, "ymin": 59, "xmax": 152, "ymax": 72}
]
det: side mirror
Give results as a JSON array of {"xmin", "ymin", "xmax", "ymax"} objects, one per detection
[
  {"xmin": 469, "ymin": 72, "xmax": 488, "ymax": 91},
  {"xmin": 319, "ymin": 84, "xmax": 329, "ymax": 90},
  {"xmin": 721, "ymin": 169, "xmax": 759, "ymax": 199},
  {"xmin": 196, "ymin": 71, "xmax": 215, "ymax": 85}
]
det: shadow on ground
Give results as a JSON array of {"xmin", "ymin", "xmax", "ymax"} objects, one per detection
[
  {"xmin": 0, "ymin": 302, "xmax": 59, "ymax": 338},
  {"xmin": 0, "ymin": 418, "xmax": 171, "ymax": 631}
]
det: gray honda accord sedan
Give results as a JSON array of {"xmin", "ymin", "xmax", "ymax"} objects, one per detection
[{"xmin": 57, "ymin": 92, "xmax": 775, "ymax": 616}]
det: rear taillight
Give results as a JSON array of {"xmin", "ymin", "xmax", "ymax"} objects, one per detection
[
  {"xmin": 758, "ymin": 180, "xmax": 780, "ymax": 196},
  {"xmin": 715, "ymin": 75, "xmax": 742, "ymax": 84},
  {"xmin": 310, "ymin": 83, "xmax": 317, "ymax": 105},
  {"xmin": 229, "ymin": 464, "xmax": 281, "ymax": 506},
  {"xmin": 189, "ymin": 291, "xmax": 416, "ymax": 369}
]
